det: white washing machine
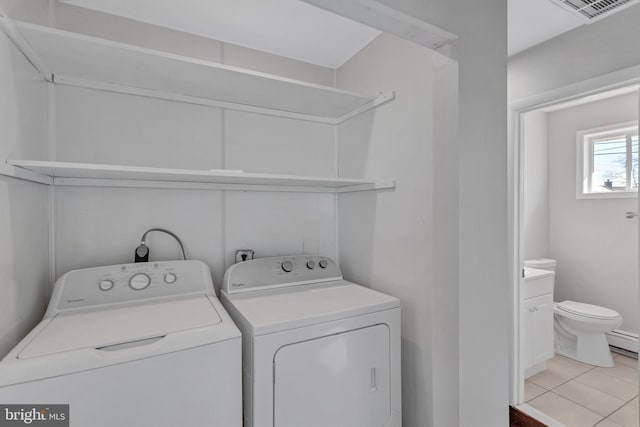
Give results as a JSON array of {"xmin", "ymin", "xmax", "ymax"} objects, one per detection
[
  {"xmin": 0, "ymin": 260, "xmax": 242, "ymax": 427},
  {"xmin": 221, "ymin": 255, "xmax": 401, "ymax": 427}
]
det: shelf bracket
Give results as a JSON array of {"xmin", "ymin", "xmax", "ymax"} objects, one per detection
[
  {"xmin": 0, "ymin": 161, "xmax": 53, "ymax": 185},
  {"xmin": 0, "ymin": 8, "xmax": 53, "ymax": 82},
  {"xmin": 334, "ymin": 92, "xmax": 395, "ymax": 124},
  {"xmin": 335, "ymin": 179, "xmax": 396, "ymax": 193}
]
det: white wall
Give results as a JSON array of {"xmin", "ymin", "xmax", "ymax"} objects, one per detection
[
  {"xmin": 0, "ymin": 4, "xmax": 50, "ymax": 357},
  {"xmin": 385, "ymin": 3, "xmax": 509, "ymax": 425},
  {"xmin": 523, "ymin": 111, "xmax": 550, "ymax": 259},
  {"xmin": 548, "ymin": 93, "xmax": 639, "ymax": 333},
  {"xmin": 337, "ymin": 33, "xmax": 458, "ymax": 427},
  {"xmin": 509, "ymin": 5, "xmax": 640, "ymax": 101},
  {"xmin": 54, "ymin": 86, "xmax": 223, "ymax": 169},
  {"xmin": 52, "ymin": 92, "xmax": 337, "ymax": 290},
  {"xmin": 372, "ymin": 2, "xmax": 508, "ymax": 425},
  {"xmin": 54, "ymin": 2, "xmax": 221, "ymax": 62},
  {"xmin": 48, "ymin": 4, "xmax": 338, "ymax": 290},
  {"xmin": 0, "ymin": 0, "xmax": 48, "ymax": 25},
  {"xmin": 53, "ymin": 2, "xmax": 335, "ymax": 85},
  {"xmin": 306, "ymin": 1, "xmax": 509, "ymax": 424}
]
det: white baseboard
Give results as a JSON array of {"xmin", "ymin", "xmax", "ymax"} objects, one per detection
[
  {"xmin": 524, "ymin": 361, "xmax": 547, "ymax": 379},
  {"xmin": 606, "ymin": 329, "xmax": 639, "ymax": 353}
]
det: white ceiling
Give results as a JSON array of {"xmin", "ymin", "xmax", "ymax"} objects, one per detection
[
  {"xmin": 60, "ymin": 0, "xmax": 381, "ymax": 69},
  {"xmin": 61, "ymin": 0, "xmax": 631, "ymax": 61},
  {"xmin": 509, "ymin": 0, "xmax": 585, "ymax": 56}
]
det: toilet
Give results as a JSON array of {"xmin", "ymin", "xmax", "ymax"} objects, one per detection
[{"xmin": 524, "ymin": 258, "xmax": 623, "ymax": 367}]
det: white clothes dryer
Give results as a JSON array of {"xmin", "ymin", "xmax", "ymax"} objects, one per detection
[
  {"xmin": 221, "ymin": 255, "xmax": 401, "ymax": 427},
  {"xmin": 0, "ymin": 260, "xmax": 242, "ymax": 427}
]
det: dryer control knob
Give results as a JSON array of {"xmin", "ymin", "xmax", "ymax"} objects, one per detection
[
  {"xmin": 281, "ymin": 260, "xmax": 294, "ymax": 273},
  {"xmin": 129, "ymin": 273, "xmax": 151, "ymax": 290},
  {"xmin": 99, "ymin": 280, "xmax": 114, "ymax": 291},
  {"xmin": 306, "ymin": 260, "xmax": 316, "ymax": 269},
  {"xmin": 164, "ymin": 273, "xmax": 177, "ymax": 284},
  {"xmin": 318, "ymin": 259, "xmax": 328, "ymax": 269}
]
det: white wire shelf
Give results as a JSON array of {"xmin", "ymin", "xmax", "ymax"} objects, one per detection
[
  {"xmin": 3, "ymin": 160, "xmax": 395, "ymax": 193},
  {"xmin": 4, "ymin": 20, "xmax": 394, "ymax": 124}
]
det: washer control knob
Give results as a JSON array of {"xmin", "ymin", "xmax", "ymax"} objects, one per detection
[
  {"xmin": 318, "ymin": 259, "xmax": 328, "ymax": 269},
  {"xmin": 164, "ymin": 273, "xmax": 177, "ymax": 284},
  {"xmin": 129, "ymin": 273, "xmax": 151, "ymax": 290},
  {"xmin": 99, "ymin": 280, "xmax": 114, "ymax": 291},
  {"xmin": 306, "ymin": 260, "xmax": 316, "ymax": 270},
  {"xmin": 281, "ymin": 260, "xmax": 294, "ymax": 273}
]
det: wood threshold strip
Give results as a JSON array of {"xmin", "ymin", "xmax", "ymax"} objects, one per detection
[{"xmin": 510, "ymin": 406, "xmax": 547, "ymax": 427}]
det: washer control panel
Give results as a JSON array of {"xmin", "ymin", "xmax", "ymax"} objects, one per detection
[
  {"xmin": 128, "ymin": 273, "xmax": 151, "ymax": 290},
  {"xmin": 49, "ymin": 260, "xmax": 215, "ymax": 314},
  {"xmin": 223, "ymin": 255, "xmax": 342, "ymax": 294}
]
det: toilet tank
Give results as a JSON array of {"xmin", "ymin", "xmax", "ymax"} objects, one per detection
[{"xmin": 524, "ymin": 258, "xmax": 556, "ymax": 272}]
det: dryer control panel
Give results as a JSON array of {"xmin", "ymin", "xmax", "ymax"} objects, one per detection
[
  {"xmin": 222, "ymin": 255, "xmax": 342, "ymax": 294},
  {"xmin": 47, "ymin": 260, "xmax": 215, "ymax": 316}
]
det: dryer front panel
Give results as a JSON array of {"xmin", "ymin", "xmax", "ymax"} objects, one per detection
[{"xmin": 273, "ymin": 324, "xmax": 390, "ymax": 427}]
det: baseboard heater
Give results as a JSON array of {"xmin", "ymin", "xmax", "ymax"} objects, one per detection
[{"xmin": 607, "ymin": 329, "xmax": 639, "ymax": 355}]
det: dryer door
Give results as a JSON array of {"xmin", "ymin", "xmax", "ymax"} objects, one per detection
[{"xmin": 273, "ymin": 324, "xmax": 391, "ymax": 427}]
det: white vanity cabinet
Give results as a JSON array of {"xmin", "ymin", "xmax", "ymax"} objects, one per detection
[{"xmin": 521, "ymin": 268, "xmax": 555, "ymax": 378}]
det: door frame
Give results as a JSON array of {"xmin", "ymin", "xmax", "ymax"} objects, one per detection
[{"xmin": 508, "ymin": 64, "xmax": 640, "ymax": 407}]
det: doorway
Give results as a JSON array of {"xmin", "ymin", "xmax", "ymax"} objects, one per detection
[{"xmin": 510, "ymin": 73, "xmax": 640, "ymax": 426}]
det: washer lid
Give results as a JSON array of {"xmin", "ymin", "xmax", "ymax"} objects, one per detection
[
  {"xmin": 223, "ymin": 280, "xmax": 399, "ymax": 335},
  {"xmin": 556, "ymin": 300, "xmax": 620, "ymax": 320},
  {"xmin": 19, "ymin": 296, "xmax": 222, "ymax": 359}
]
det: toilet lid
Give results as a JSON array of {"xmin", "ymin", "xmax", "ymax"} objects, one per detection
[{"xmin": 556, "ymin": 300, "xmax": 620, "ymax": 320}]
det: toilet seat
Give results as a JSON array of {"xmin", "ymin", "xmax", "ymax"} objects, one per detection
[{"xmin": 556, "ymin": 300, "xmax": 620, "ymax": 320}]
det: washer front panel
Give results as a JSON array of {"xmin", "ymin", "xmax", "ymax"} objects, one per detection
[
  {"xmin": 247, "ymin": 308, "xmax": 402, "ymax": 427},
  {"xmin": 274, "ymin": 324, "xmax": 391, "ymax": 427}
]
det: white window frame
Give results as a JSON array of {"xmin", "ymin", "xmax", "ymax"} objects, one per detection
[{"xmin": 576, "ymin": 121, "xmax": 639, "ymax": 199}]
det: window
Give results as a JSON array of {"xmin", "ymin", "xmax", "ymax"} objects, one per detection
[{"xmin": 577, "ymin": 122, "xmax": 639, "ymax": 198}]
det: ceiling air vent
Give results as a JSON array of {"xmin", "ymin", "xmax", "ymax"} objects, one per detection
[{"xmin": 550, "ymin": 0, "xmax": 640, "ymax": 22}]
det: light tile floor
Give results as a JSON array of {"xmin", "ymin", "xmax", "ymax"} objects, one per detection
[{"xmin": 526, "ymin": 353, "xmax": 639, "ymax": 427}]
